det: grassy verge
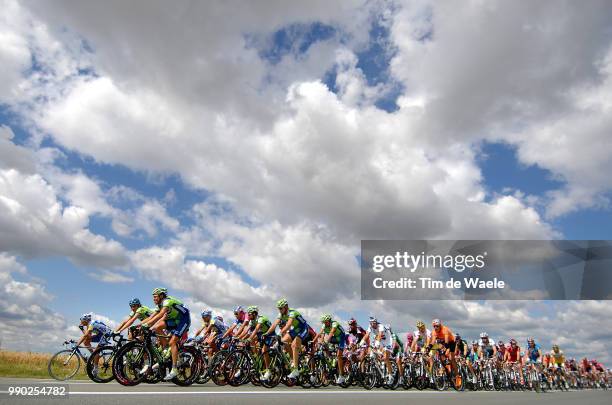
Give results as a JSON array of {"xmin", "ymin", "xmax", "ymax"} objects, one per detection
[{"xmin": 0, "ymin": 350, "xmax": 89, "ymax": 380}]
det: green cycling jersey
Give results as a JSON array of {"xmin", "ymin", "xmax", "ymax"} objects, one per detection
[
  {"xmin": 322, "ymin": 321, "xmax": 345, "ymax": 338},
  {"xmin": 157, "ymin": 296, "xmax": 185, "ymax": 321},
  {"xmin": 278, "ymin": 308, "xmax": 307, "ymax": 330},
  {"xmin": 392, "ymin": 332, "xmax": 403, "ymax": 349},
  {"xmin": 129, "ymin": 306, "xmax": 154, "ymax": 321},
  {"xmin": 256, "ymin": 315, "xmax": 271, "ymax": 334}
]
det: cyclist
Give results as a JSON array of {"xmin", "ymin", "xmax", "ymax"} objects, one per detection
[
  {"xmin": 77, "ymin": 313, "xmax": 112, "ymax": 352},
  {"xmin": 241, "ymin": 306, "xmax": 275, "ymax": 381},
  {"xmin": 389, "ymin": 326, "xmax": 404, "ymax": 385},
  {"xmin": 524, "ymin": 337, "xmax": 541, "ymax": 365},
  {"xmin": 477, "ymin": 332, "xmax": 497, "ymax": 360},
  {"xmin": 222, "ymin": 306, "xmax": 249, "ymax": 338},
  {"xmin": 427, "ymin": 319, "xmax": 458, "ymax": 375},
  {"xmin": 454, "ymin": 333, "xmax": 468, "ymax": 358},
  {"xmin": 466, "ymin": 340, "xmax": 480, "ymax": 380},
  {"xmin": 115, "ymin": 298, "xmax": 154, "ymax": 337},
  {"xmin": 315, "ymin": 314, "xmax": 346, "ymax": 384},
  {"xmin": 550, "ymin": 344, "xmax": 566, "ymax": 370},
  {"xmin": 503, "ymin": 338, "xmax": 523, "ymax": 384},
  {"xmin": 359, "ymin": 316, "xmax": 394, "ymax": 385},
  {"xmin": 264, "ymin": 298, "xmax": 311, "ymax": 379},
  {"xmin": 404, "ymin": 332, "xmax": 414, "ymax": 355},
  {"xmin": 549, "ymin": 344, "xmax": 567, "ymax": 387},
  {"xmin": 346, "ymin": 318, "xmax": 366, "ymax": 348},
  {"xmin": 140, "ymin": 287, "xmax": 190, "ymax": 380},
  {"xmin": 195, "ymin": 310, "xmax": 226, "ymax": 360},
  {"xmin": 411, "ymin": 320, "xmax": 431, "ymax": 353},
  {"xmin": 76, "ymin": 313, "xmax": 112, "ymax": 376}
]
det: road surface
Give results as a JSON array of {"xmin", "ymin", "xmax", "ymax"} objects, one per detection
[{"xmin": 0, "ymin": 377, "xmax": 610, "ymax": 405}]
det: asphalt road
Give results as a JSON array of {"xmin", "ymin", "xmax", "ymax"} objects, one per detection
[{"xmin": 0, "ymin": 377, "xmax": 610, "ymax": 405}]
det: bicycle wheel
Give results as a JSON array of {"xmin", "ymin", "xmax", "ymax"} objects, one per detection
[
  {"xmin": 113, "ymin": 341, "xmax": 149, "ymax": 386},
  {"xmin": 196, "ymin": 353, "xmax": 210, "ymax": 384},
  {"xmin": 172, "ymin": 346, "xmax": 201, "ymax": 386},
  {"xmin": 86, "ymin": 345, "xmax": 115, "ymax": 383},
  {"xmin": 360, "ymin": 358, "xmax": 377, "ymax": 390},
  {"xmin": 210, "ymin": 350, "xmax": 229, "ymax": 386},
  {"xmin": 261, "ymin": 352, "xmax": 283, "ymax": 388},
  {"xmin": 432, "ymin": 360, "xmax": 448, "ymax": 391},
  {"xmin": 307, "ymin": 355, "xmax": 325, "ymax": 388},
  {"xmin": 224, "ymin": 350, "xmax": 249, "ymax": 387},
  {"xmin": 48, "ymin": 350, "xmax": 81, "ymax": 381}
]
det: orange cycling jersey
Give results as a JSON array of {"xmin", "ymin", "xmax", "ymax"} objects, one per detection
[{"xmin": 431, "ymin": 325, "xmax": 455, "ymax": 344}]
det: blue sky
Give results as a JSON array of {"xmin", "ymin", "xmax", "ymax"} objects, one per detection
[{"xmin": 1, "ymin": 0, "xmax": 611, "ymax": 363}]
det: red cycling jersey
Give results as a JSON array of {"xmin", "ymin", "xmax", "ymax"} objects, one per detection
[{"xmin": 506, "ymin": 345, "xmax": 520, "ymax": 362}]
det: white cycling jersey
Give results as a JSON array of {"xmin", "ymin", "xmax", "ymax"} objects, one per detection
[
  {"xmin": 413, "ymin": 329, "xmax": 431, "ymax": 347},
  {"xmin": 367, "ymin": 324, "xmax": 392, "ymax": 348}
]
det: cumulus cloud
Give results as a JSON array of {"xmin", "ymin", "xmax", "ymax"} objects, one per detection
[
  {"xmin": 0, "ymin": 167, "xmax": 128, "ymax": 267},
  {"xmin": 0, "ymin": 253, "xmax": 71, "ymax": 351}
]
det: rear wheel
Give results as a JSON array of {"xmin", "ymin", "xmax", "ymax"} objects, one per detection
[{"xmin": 172, "ymin": 346, "xmax": 201, "ymax": 386}]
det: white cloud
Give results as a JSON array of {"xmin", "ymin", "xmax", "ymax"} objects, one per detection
[
  {"xmin": 0, "ymin": 253, "xmax": 71, "ymax": 351},
  {"xmin": 0, "ymin": 167, "xmax": 128, "ymax": 267}
]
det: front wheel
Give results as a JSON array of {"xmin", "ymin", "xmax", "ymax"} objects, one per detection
[
  {"xmin": 113, "ymin": 341, "xmax": 149, "ymax": 386},
  {"xmin": 48, "ymin": 350, "xmax": 81, "ymax": 381},
  {"xmin": 86, "ymin": 346, "xmax": 115, "ymax": 383}
]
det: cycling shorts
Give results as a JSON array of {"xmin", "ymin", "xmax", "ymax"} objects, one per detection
[
  {"xmin": 289, "ymin": 327, "xmax": 309, "ymax": 341},
  {"xmin": 330, "ymin": 333, "xmax": 346, "ymax": 350},
  {"xmin": 91, "ymin": 333, "xmax": 110, "ymax": 346},
  {"xmin": 257, "ymin": 332, "xmax": 275, "ymax": 347},
  {"xmin": 166, "ymin": 309, "xmax": 191, "ymax": 337}
]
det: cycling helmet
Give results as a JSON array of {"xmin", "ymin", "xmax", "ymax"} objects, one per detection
[
  {"xmin": 233, "ymin": 305, "xmax": 244, "ymax": 314},
  {"xmin": 416, "ymin": 320, "xmax": 425, "ymax": 328},
  {"xmin": 527, "ymin": 337, "xmax": 534, "ymax": 343},
  {"xmin": 276, "ymin": 298, "xmax": 288, "ymax": 308},
  {"xmin": 215, "ymin": 315, "xmax": 224, "ymax": 322},
  {"xmin": 471, "ymin": 340, "xmax": 479, "ymax": 345},
  {"xmin": 454, "ymin": 333, "xmax": 461, "ymax": 340},
  {"xmin": 369, "ymin": 316, "xmax": 378, "ymax": 323},
  {"xmin": 247, "ymin": 305, "xmax": 258, "ymax": 314},
  {"xmin": 480, "ymin": 332, "xmax": 489, "ymax": 338},
  {"xmin": 497, "ymin": 340, "xmax": 504, "ymax": 346},
  {"xmin": 509, "ymin": 338, "xmax": 517, "ymax": 345},
  {"xmin": 80, "ymin": 313, "xmax": 92, "ymax": 322},
  {"xmin": 129, "ymin": 298, "xmax": 141, "ymax": 306},
  {"xmin": 432, "ymin": 319, "xmax": 441, "ymax": 326},
  {"xmin": 320, "ymin": 314, "xmax": 332, "ymax": 323},
  {"xmin": 406, "ymin": 332, "xmax": 414, "ymax": 340},
  {"xmin": 552, "ymin": 344, "xmax": 559, "ymax": 350},
  {"xmin": 201, "ymin": 310, "xmax": 212, "ymax": 318},
  {"xmin": 152, "ymin": 287, "xmax": 168, "ymax": 295},
  {"xmin": 348, "ymin": 318, "xmax": 357, "ymax": 326}
]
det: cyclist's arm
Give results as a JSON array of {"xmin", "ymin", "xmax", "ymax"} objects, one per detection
[
  {"xmin": 142, "ymin": 307, "xmax": 166, "ymax": 326},
  {"xmin": 264, "ymin": 319, "xmax": 279, "ymax": 336},
  {"xmin": 279, "ymin": 318, "xmax": 294, "ymax": 336},
  {"xmin": 327, "ymin": 326, "xmax": 338, "ymax": 344},
  {"xmin": 193, "ymin": 324, "xmax": 206, "ymax": 337},
  {"xmin": 248, "ymin": 323, "xmax": 261, "ymax": 341},
  {"xmin": 117, "ymin": 314, "xmax": 139, "ymax": 333},
  {"xmin": 76, "ymin": 327, "xmax": 92, "ymax": 346},
  {"xmin": 222, "ymin": 323, "xmax": 236, "ymax": 339},
  {"xmin": 114, "ymin": 317, "xmax": 130, "ymax": 333}
]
